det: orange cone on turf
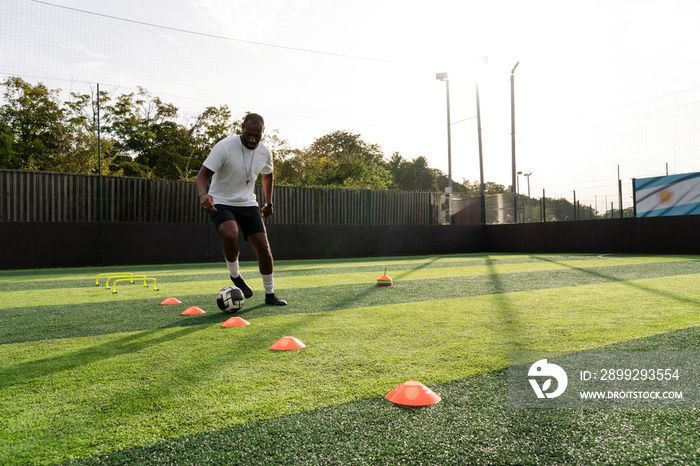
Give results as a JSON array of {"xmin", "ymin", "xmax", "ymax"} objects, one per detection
[
  {"xmin": 221, "ymin": 316, "xmax": 250, "ymax": 327},
  {"xmin": 376, "ymin": 274, "xmax": 392, "ymax": 286},
  {"xmin": 180, "ymin": 306, "xmax": 206, "ymax": 315},
  {"xmin": 270, "ymin": 336, "xmax": 306, "ymax": 350},
  {"xmin": 376, "ymin": 268, "xmax": 392, "ymax": 286},
  {"xmin": 386, "ymin": 381, "xmax": 441, "ymax": 406},
  {"xmin": 161, "ymin": 297, "xmax": 182, "ymax": 305}
]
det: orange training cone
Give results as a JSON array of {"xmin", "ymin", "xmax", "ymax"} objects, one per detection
[
  {"xmin": 376, "ymin": 274, "xmax": 392, "ymax": 286},
  {"xmin": 270, "ymin": 336, "xmax": 306, "ymax": 350},
  {"xmin": 376, "ymin": 268, "xmax": 392, "ymax": 286},
  {"xmin": 221, "ymin": 316, "xmax": 250, "ymax": 327},
  {"xmin": 161, "ymin": 297, "xmax": 182, "ymax": 305},
  {"xmin": 181, "ymin": 306, "xmax": 206, "ymax": 315},
  {"xmin": 386, "ymin": 381, "xmax": 441, "ymax": 406}
]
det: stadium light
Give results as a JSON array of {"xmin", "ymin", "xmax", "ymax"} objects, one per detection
[
  {"xmin": 511, "ymin": 62, "xmax": 520, "ymax": 224},
  {"xmin": 436, "ymin": 72, "xmax": 452, "ymax": 196}
]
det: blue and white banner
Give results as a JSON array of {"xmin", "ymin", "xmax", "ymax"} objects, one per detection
[{"xmin": 634, "ymin": 172, "xmax": 700, "ymax": 218}]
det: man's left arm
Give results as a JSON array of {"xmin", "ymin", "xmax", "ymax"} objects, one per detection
[{"xmin": 261, "ymin": 173, "xmax": 274, "ymax": 218}]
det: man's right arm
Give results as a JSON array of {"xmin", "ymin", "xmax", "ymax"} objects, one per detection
[{"xmin": 195, "ymin": 166, "xmax": 217, "ymax": 212}]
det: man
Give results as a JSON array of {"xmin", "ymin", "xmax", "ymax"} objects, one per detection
[{"xmin": 195, "ymin": 113, "xmax": 287, "ymax": 305}]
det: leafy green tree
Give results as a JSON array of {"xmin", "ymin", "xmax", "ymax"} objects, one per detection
[
  {"xmin": 105, "ymin": 87, "xmax": 203, "ymax": 179},
  {"xmin": 189, "ymin": 105, "xmax": 239, "ymax": 155},
  {"xmin": 0, "ymin": 77, "xmax": 67, "ymax": 170},
  {"xmin": 149, "ymin": 121, "xmax": 196, "ymax": 179},
  {"xmin": 272, "ymin": 147, "xmax": 304, "ymax": 186},
  {"xmin": 104, "ymin": 91, "xmax": 251, "ymax": 180},
  {"xmin": 543, "ymin": 197, "xmax": 576, "ymax": 221},
  {"xmin": 261, "ymin": 129, "xmax": 299, "ymax": 186},
  {"xmin": 61, "ymin": 87, "xmax": 122, "ymax": 175},
  {"xmin": 295, "ymin": 130, "xmax": 393, "ymax": 189},
  {"xmin": 0, "ymin": 78, "xmax": 513, "ymax": 195},
  {"xmin": 601, "ymin": 206, "xmax": 633, "ymax": 219},
  {"xmin": 428, "ymin": 170, "xmax": 468, "ymax": 193},
  {"xmin": 0, "ymin": 120, "xmax": 17, "ymax": 169},
  {"xmin": 452, "ymin": 179, "xmax": 507, "ymax": 196},
  {"xmin": 387, "ymin": 153, "xmax": 439, "ymax": 191},
  {"xmin": 485, "ymin": 182, "xmax": 507, "ymax": 194},
  {"xmin": 105, "ymin": 88, "xmax": 168, "ymax": 177}
]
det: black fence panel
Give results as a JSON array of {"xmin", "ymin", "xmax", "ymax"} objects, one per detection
[{"xmin": 0, "ymin": 170, "xmax": 435, "ymax": 225}]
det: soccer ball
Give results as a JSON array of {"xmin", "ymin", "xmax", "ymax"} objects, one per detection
[{"xmin": 216, "ymin": 286, "xmax": 245, "ymax": 313}]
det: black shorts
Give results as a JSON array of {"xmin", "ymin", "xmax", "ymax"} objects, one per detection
[{"xmin": 210, "ymin": 205, "xmax": 266, "ymax": 241}]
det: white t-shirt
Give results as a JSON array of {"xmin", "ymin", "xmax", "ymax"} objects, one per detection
[{"xmin": 202, "ymin": 135, "xmax": 273, "ymax": 207}]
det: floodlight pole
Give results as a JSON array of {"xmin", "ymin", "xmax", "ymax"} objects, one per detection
[
  {"xmin": 517, "ymin": 171, "xmax": 522, "ymax": 222},
  {"xmin": 617, "ymin": 164, "xmax": 623, "ymax": 218},
  {"xmin": 475, "ymin": 57, "xmax": 488, "ymax": 225},
  {"xmin": 476, "ymin": 80, "xmax": 485, "ymax": 225},
  {"xmin": 436, "ymin": 72, "xmax": 452, "ymax": 223},
  {"xmin": 510, "ymin": 62, "xmax": 519, "ymax": 223},
  {"xmin": 436, "ymin": 72, "xmax": 452, "ymax": 196},
  {"xmin": 524, "ymin": 172, "xmax": 532, "ymax": 222}
]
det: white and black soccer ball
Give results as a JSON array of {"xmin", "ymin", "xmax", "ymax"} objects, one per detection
[{"xmin": 216, "ymin": 286, "xmax": 245, "ymax": 313}]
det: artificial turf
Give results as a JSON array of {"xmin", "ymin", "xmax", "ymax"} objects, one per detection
[
  {"xmin": 64, "ymin": 327, "xmax": 700, "ymax": 465},
  {"xmin": 0, "ymin": 253, "xmax": 698, "ymax": 465}
]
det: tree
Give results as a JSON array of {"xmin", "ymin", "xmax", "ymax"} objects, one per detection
[
  {"xmin": 262, "ymin": 129, "xmax": 299, "ymax": 186},
  {"xmin": 61, "ymin": 87, "xmax": 121, "ymax": 175},
  {"xmin": 0, "ymin": 120, "xmax": 17, "ymax": 169},
  {"xmin": 2, "ymin": 78, "xmax": 511, "ymax": 193},
  {"xmin": 188, "ymin": 105, "xmax": 239, "ymax": 155},
  {"xmin": 387, "ymin": 153, "xmax": 439, "ymax": 191},
  {"xmin": 601, "ymin": 206, "xmax": 634, "ymax": 219},
  {"xmin": 0, "ymin": 77, "xmax": 67, "ymax": 170},
  {"xmin": 295, "ymin": 130, "xmax": 393, "ymax": 189},
  {"xmin": 105, "ymin": 87, "xmax": 206, "ymax": 180},
  {"xmin": 105, "ymin": 88, "xmax": 168, "ymax": 177}
]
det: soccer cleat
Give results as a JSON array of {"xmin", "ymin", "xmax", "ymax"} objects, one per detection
[
  {"xmin": 265, "ymin": 293, "xmax": 287, "ymax": 306},
  {"xmin": 230, "ymin": 275, "xmax": 253, "ymax": 298}
]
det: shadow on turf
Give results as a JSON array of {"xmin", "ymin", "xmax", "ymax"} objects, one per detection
[
  {"xmin": 0, "ymin": 325, "xmax": 207, "ymax": 391},
  {"xmin": 159, "ymin": 301, "xmax": 330, "ymax": 353},
  {"xmin": 390, "ymin": 256, "xmax": 441, "ymax": 281},
  {"xmin": 64, "ymin": 325, "xmax": 700, "ymax": 466},
  {"xmin": 237, "ymin": 256, "xmax": 445, "ymax": 319},
  {"xmin": 159, "ymin": 304, "xmax": 268, "ymax": 329},
  {"xmin": 536, "ymin": 256, "xmax": 700, "ymax": 308},
  {"xmin": 484, "ymin": 257, "xmax": 529, "ymax": 352}
]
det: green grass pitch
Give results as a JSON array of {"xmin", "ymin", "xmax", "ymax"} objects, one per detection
[{"xmin": 1, "ymin": 253, "xmax": 699, "ymax": 465}]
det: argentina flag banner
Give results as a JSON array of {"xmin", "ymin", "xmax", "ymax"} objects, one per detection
[{"xmin": 634, "ymin": 172, "xmax": 700, "ymax": 217}]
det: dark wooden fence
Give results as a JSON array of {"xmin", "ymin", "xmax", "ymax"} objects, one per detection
[{"xmin": 0, "ymin": 170, "xmax": 437, "ymax": 225}]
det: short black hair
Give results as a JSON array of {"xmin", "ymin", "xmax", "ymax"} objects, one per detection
[{"xmin": 243, "ymin": 113, "xmax": 264, "ymax": 127}]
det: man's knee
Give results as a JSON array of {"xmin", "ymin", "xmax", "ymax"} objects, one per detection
[
  {"xmin": 249, "ymin": 233, "xmax": 272, "ymax": 256},
  {"xmin": 217, "ymin": 221, "xmax": 239, "ymax": 242}
]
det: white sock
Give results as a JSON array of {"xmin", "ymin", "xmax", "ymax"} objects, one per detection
[
  {"xmin": 262, "ymin": 273, "xmax": 274, "ymax": 294},
  {"xmin": 226, "ymin": 260, "xmax": 240, "ymax": 278}
]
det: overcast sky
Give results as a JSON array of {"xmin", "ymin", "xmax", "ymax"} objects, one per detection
[{"xmin": 3, "ymin": 0, "xmax": 700, "ymax": 208}]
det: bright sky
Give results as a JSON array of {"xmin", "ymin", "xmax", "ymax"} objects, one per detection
[{"xmin": 3, "ymin": 0, "xmax": 700, "ymax": 210}]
